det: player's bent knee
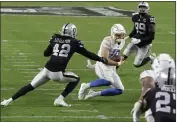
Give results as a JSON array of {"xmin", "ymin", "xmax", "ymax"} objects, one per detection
[
  {"xmin": 115, "ymin": 89, "xmax": 124, "ymax": 95},
  {"xmin": 133, "ymin": 64, "xmax": 141, "ymax": 67}
]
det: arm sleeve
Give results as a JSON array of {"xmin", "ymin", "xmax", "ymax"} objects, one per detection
[
  {"xmin": 76, "ymin": 41, "xmax": 101, "ymax": 61},
  {"xmin": 129, "ymin": 26, "xmax": 137, "ymax": 38},
  {"xmin": 44, "ymin": 44, "xmax": 53, "ymax": 57},
  {"xmin": 129, "ymin": 16, "xmax": 137, "ymax": 38}
]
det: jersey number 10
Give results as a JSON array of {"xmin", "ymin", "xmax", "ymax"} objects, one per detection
[{"xmin": 53, "ymin": 43, "xmax": 71, "ymax": 57}]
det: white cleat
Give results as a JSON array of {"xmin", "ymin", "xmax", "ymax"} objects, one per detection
[
  {"xmin": 84, "ymin": 89, "xmax": 96, "ymax": 100},
  {"xmin": 78, "ymin": 83, "xmax": 89, "ymax": 100},
  {"xmin": 1, "ymin": 99, "xmax": 11, "ymax": 107},
  {"xmin": 54, "ymin": 98, "xmax": 71, "ymax": 107}
]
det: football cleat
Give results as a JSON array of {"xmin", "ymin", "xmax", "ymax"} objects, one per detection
[
  {"xmin": 54, "ymin": 98, "xmax": 71, "ymax": 107},
  {"xmin": 1, "ymin": 99, "xmax": 12, "ymax": 107},
  {"xmin": 84, "ymin": 89, "xmax": 97, "ymax": 100},
  {"xmin": 78, "ymin": 83, "xmax": 89, "ymax": 100}
]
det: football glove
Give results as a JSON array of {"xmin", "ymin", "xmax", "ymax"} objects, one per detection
[
  {"xmin": 125, "ymin": 36, "xmax": 130, "ymax": 40},
  {"xmin": 131, "ymin": 100, "xmax": 143, "ymax": 122},
  {"xmin": 87, "ymin": 60, "xmax": 95, "ymax": 69},
  {"xmin": 99, "ymin": 57, "xmax": 108, "ymax": 64},
  {"xmin": 131, "ymin": 38, "xmax": 141, "ymax": 44}
]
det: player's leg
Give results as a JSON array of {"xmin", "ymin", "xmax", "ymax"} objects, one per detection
[
  {"xmin": 84, "ymin": 72, "xmax": 124, "ymax": 99},
  {"xmin": 133, "ymin": 44, "xmax": 152, "ymax": 67},
  {"xmin": 78, "ymin": 63, "xmax": 112, "ymax": 100},
  {"xmin": 1, "ymin": 68, "xmax": 50, "ymax": 106},
  {"xmin": 54, "ymin": 71, "xmax": 80, "ymax": 107},
  {"xmin": 123, "ymin": 42, "xmax": 137, "ymax": 60}
]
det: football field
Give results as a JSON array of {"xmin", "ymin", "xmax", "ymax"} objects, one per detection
[{"xmin": 1, "ymin": 1, "xmax": 175, "ymax": 122}]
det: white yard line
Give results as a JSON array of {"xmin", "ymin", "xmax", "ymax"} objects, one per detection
[
  {"xmin": 1, "ymin": 40, "xmax": 174, "ymax": 44},
  {"xmin": 60, "ymin": 109, "xmax": 99, "ymax": 113},
  {"xmin": 1, "ymin": 115, "xmax": 144, "ymax": 119},
  {"xmin": 12, "ymin": 65, "xmax": 40, "ymax": 67},
  {"xmin": 1, "ymin": 88, "xmax": 141, "ymax": 91}
]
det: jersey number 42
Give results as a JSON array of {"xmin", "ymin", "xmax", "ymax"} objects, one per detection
[{"xmin": 53, "ymin": 43, "xmax": 71, "ymax": 57}]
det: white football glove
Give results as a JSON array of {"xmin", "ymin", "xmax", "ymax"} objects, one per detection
[
  {"xmin": 131, "ymin": 38, "xmax": 141, "ymax": 44},
  {"xmin": 131, "ymin": 100, "xmax": 143, "ymax": 122},
  {"xmin": 87, "ymin": 60, "xmax": 95, "ymax": 69},
  {"xmin": 125, "ymin": 36, "xmax": 129, "ymax": 41}
]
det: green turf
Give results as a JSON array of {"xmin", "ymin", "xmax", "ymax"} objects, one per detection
[{"xmin": 1, "ymin": 1, "xmax": 175, "ymax": 122}]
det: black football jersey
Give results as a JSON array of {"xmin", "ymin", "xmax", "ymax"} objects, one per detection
[
  {"xmin": 144, "ymin": 88, "xmax": 176, "ymax": 122},
  {"xmin": 44, "ymin": 34, "xmax": 85, "ymax": 72},
  {"xmin": 130, "ymin": 13, "xmax": 155, "ymax": 47}
]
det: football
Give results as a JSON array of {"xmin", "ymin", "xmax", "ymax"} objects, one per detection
[{"xmin": 110, "ymin": 55, "xmax": 122, "ymax": 62}]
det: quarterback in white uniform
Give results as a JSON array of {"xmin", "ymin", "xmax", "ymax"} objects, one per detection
[
  {"xmin": 78, "ymin": 24, "xmax": 126, "ymax": 100},
  {"xmin": 131, "ymin": 53, "xmax": 175, "ymax": 122}
]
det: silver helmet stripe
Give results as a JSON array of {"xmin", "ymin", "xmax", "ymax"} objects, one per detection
[
  {"xmin": 167, "ymin": 68, "xmax": 171, "ymax": 85},
  {"xmin": 63, "ymin": 23, "xmax": 70, "ymax": 34}
]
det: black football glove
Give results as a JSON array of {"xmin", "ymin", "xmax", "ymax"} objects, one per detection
[{"xmin": 99, "ymin": 57, "xmax": 108, "ymax": 64}]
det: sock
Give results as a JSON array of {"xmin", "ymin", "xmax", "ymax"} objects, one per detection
[
  {"xmin": 12, "ymin": 83, "xmax": 34, "ymax": 101},
  {"xmin": 90, "ymin": 79, "xmax": 111, "ymax": 87},
  {"xmin": 61, "ymin": 78, "xmax": 80, "ymax": 98},
  {"xmin": 100, "ymin": 88, "xmax": 123, "ymax": 96},
  {"xmin": 58, "ymin": 95, "xmax": 64, "ymax": 100},
  {"xmin": 7, "ymin": 98, "xmax": 13, "ymax": 102},
  {"xmin": 91, "ymin": 91, "xmax": 101, "ymax": 97},
  {"xmin": 134, "ymin": 57, "xmax": 151, "ymax": 67}
]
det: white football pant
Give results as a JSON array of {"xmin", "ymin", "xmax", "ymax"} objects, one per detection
[
  {"xmin": 31, "ymin": 68, "xmax": 79, "ymax": 88},
  {"xmin": 123, "ymin": 42, "xmax": 152, "ymax": 66},
  {"xmin": 95, "ymin": 62, "xmax": 124, "ymax": 91}
]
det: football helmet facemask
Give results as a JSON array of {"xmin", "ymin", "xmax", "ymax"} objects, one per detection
[
  {"xmin": 111, "ymin": 24, "xmax": 126, "ymax": 43},
  {"xmin": 137, "ymin": 2, "xmax": 150, "ymax": 14}
]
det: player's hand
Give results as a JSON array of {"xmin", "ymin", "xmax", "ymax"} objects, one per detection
[
  {"xmin": 131, "ymin": 100, "xmax": 142, "ymax": 122},
  {"xmin": 125, "ymin": 36, "xmax": 129, "ymax": 41},
  {"xmin": 87, "ymin": 60, "xmax": 95, "ymax": 69},
  {"xmin": 117, "ymin": 58, "xmax": 125, "ymax": 66},
  {"xmin": 99, "ymin": 57, "xmax": 108, "ymax": 64},
  {"xmin": 131, "ymin": 38, "xmax": 141, "ymax": 44}
]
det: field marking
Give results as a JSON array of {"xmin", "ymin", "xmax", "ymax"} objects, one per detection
[
  {"xmin": 6, "ymin": 58, "xmax": 29, "ymax": 61},
  {"xmin": 169, "ymin": 31, "xmax": 175, "ymax": 35},
  {"xmin": 1, "ymin": 115, "xmax": 144, "ymax": 119},
  {"xmin": 11, "ymin": 62, "xmax": 35, "ymax": 64},
  {"xmin": 20, "ymin": 72, "xmax": 39, "ymax": 74},
  {"xmin": 60, "ymin": 109, "xmax": 99, "ymax": 113},
  {"xmin": 2, "ymin": 68, "xmax": 143, "ymax": 72},
  {"xmin": 12, "ymin": 65, "xmax": 40, "ymax": 67},
  {"xmin": 1, "ymin": 88, "xmax": 141, "ymax": 91},
  {"xmin": 1, "ymin": 40, "xmax": 175, "ymax": 44}
]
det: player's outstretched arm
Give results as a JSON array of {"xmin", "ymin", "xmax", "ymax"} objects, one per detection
[
  {"xmin": 76, "ymin": 47, "xmax": 108, "ymax": 64},
  {"xmin": 44, "ymin": 44, "xmax": 53, "ymax": 57}
]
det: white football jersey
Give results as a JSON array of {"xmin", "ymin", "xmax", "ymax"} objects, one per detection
[{"xmin": 98, "ymin": 36, "xmax": 125, "ymax": 57}]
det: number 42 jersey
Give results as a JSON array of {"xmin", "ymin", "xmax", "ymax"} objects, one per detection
[{"xmin": 44, "ymin": 34, "xmax": 90, "ymax": 72}]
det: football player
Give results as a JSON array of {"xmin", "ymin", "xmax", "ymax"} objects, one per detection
[
  {"xmin": 123, "ymin": 2, "xmax": 156, "ymax": 67},
  {"xmin": 1, "ymin": 23, "xmax": 118, "ymax": 107},
  {"xmin": 78, "ymin": 24, "xmax": 125, "ymax": 100},
  {"xmin": 131, "ymin": 54, "xmax": 176, "ymax": 122}
]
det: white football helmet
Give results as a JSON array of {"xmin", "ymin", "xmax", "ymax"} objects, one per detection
[
  {"xmin": 111, "ymin": 24, "xmax": 126, "ymax": 43},
  {"xmin": 137, "ymin": 2, "xmax": 150, "ymax": 14},
  {"xmin": 152, "ymin": 53, "xmax": 176, "ymax": 90},
  {"xmin": 61, "ymin": 23, "xmax": 77, "ymax": 38}
]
